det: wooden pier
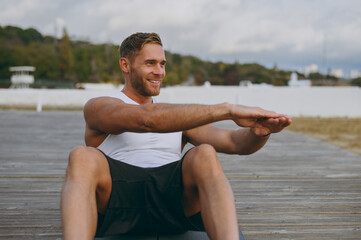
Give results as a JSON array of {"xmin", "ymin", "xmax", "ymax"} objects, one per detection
[{"xmin": 0, "ymin": 110, "xmax": 360, "ymax": 239}]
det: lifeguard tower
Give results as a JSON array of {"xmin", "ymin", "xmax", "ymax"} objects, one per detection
[{"xmin": 9, "ymin": 66, "xmax": 36, "ymax": 88}]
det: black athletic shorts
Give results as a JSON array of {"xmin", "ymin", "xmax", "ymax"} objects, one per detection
[{"xmin": 95, "ymin": 151, "xmax": 205, "ymax": 237}]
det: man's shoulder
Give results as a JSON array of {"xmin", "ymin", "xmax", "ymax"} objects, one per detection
[
  {"xmin": 85, "ymin": 96, "xmax": 125, "ymax": 108},
  {"xmin": 83, "ymin": 96, "xmax": 126, "ymax": 121}
]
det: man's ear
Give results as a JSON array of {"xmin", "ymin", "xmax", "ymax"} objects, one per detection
[{"xmin": 119, "ymin": 57, "xmax": 130, "ymax": 73}]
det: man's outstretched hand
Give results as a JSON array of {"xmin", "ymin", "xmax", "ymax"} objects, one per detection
[
  {"xmin": 251, "ymin": 116, "xmax": 292, "ymax": 136},
  {"xmin": 230, "ymin": 105, "xmax": 292, "ymax": 136}
]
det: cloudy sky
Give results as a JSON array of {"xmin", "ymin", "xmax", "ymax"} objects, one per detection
[{"xmin": 1, "ymin": 0, "xmax": 360, "ymax": 77}]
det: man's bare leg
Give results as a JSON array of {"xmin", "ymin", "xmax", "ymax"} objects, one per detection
[
  {"xmin": 182, "ymin": 144, "xmax": 239, "ymax": 240},
  {"xmin": 61, "ymin": 146, "xmax": 112, "ymax": 240}
]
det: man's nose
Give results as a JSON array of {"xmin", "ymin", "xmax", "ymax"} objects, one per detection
[{"xmin": 153, "ymin": 64, "xmax": 165, "ymax": 75}]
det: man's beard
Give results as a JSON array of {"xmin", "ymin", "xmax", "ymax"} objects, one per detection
[{"xmin": 129, "ymin": 69, "xmax": 161, "ymax": 97}]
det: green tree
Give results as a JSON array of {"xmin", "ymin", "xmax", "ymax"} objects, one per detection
[
  {"xmin": 59, "ymin": 28, "xmax": 74, "ymax": 81},
  {"xmin": 351, "ymin": 77, "xmax": 361, "ymax": 87},
  {"xmin": 0, "ymin": 25, "xmax": 305, "ymax": 87}
]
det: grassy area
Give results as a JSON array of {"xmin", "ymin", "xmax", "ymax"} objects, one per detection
[{"xmin": 288, "ymin": 117, "xmax": 361, "ymax": 155}]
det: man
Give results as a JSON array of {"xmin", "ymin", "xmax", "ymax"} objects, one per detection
[{"xmin": 61, "ymin": 32, "xmax": 291, "ymax": 240}]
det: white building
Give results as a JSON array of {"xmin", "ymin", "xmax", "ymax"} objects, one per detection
[
  {"xmin": 288, "ymin": 72, "xmax": 312, "ymax": 87},
  {"xmin": 350, "ymin": 69, "xmax": 361, "ymax": 79},
  {"xmin": 9, "ymin": 66, "xmax": 35, "ymax": 88},
  {"xmin": 304, "ymin": 64, "xmax": 318, "ymax": 77},
  {"xmin": 239, "ymin": 80, "xmax": 273, "ymax": 88},
  {"xmin": 239, "ymin": 80, "xmax": 252, "ymax": 87},
  {"xmin": 329, "ymin": 69, "xmax": 344, "ymax": 78}
]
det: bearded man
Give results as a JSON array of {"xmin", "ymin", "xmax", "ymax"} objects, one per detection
[{"xmin": 61, "ymin": 32, "xmax": 291, "ymax": 240}]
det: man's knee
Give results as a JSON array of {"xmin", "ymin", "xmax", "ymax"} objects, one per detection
[
  {"xmin": 66, "ymin": 146, "xmax": 104, "ymax": 179},
  {"xmin": 193, "ymin": 144, "xmax": 217, "ymax": 158},
  {"xmin": 187, "ymin": 144, "xmax": 223, "ymax": 180},
  {"xmin": 64, "ymin": 146, "xmax": 112, "ymax": 212}
]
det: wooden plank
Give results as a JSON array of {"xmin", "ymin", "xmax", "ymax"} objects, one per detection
[{"xmin": 0, "ymin": 110, "xmax": 360, "ymax": 240}]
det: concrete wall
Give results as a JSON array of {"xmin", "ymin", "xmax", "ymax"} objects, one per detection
[
  {"xmin": 159, "ymin": 86, "xmax": 361, "ymax": 117},
  {"xmin": 0, "ymin": 86, "xmax": 360, "ymax": 117}
]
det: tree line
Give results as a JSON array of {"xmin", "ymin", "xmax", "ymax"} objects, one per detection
[
  {"xmin": 1, "ymin": 25, "xmax": 360, "ymax": 88},
  {"xmin": 0, "ymin": 25, "xmax": 121, "ymax": 88}
]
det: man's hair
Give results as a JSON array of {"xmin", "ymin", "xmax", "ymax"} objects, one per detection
[{"xmin": 119, "ymin": 32, "xmax": 163, "ymax": 62}]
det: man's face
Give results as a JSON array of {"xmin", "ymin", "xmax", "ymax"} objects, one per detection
[{"xmin": 128, "ymin": 43, "xmax": 166, "ymax": 97}]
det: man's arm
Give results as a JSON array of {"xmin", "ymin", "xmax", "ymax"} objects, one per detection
[
  {"xmin": 84, "ymin": 96, "xmax": 285, "ymax": 135},
  {"xmin": 183, "ymin": 116, "xmax": 292, "ymax": 155}
]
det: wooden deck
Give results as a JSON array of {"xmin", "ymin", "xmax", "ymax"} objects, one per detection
[{"xmin": 0, "ymin": 110, "xmax": 360, "ymax": 239}]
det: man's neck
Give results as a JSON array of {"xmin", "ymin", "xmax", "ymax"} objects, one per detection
[{"xmin": 121, "ymin": 88, "xmax": 153, "ymax": 105}]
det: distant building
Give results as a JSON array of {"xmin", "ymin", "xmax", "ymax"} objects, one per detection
[
  {"xmin": 288, "ymin": 72, "xmax": 311, "ymax": 87},
  {"xmin": 203, "ymin": 81, "xmax": 211, "ymax": 87},
  {"xmin": 350, "ymin": 69, "xmax": 361, "ymax": 79},
  {"xmin": 239, "ymin": 80, "xmax": 252, "ymax": 87},
  {"xmin": 329, "ymin": 69, "xmax": 344, "ymax": 78},
  {"xmin": 239, "ymin": 80, "xmax": 273, "ymax": 88},
  {"xmin": 304, "ymin": 64, "xmax": 318, "ymax": 77},
  {"xmin": 9, "ymin": 66, "xmax": 35, "ymax": 88}
]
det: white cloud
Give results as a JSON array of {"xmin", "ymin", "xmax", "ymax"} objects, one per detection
[
  {"xmin": 0, "ymin": 0, "xmax": 38, "ymax": 22},
  {"xmin": 0, "ymin": 0, "xmax": 58, "ymax": 25}
]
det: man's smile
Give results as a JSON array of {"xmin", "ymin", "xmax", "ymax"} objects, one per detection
[{"xmin": 147, "ymin": 79, "xmax": 162, "ymax": 85}]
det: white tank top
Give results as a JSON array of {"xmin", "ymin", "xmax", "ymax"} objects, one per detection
[{"xmin": 97, "ymin": 91, "xmax": 182, "ymax": 168}]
